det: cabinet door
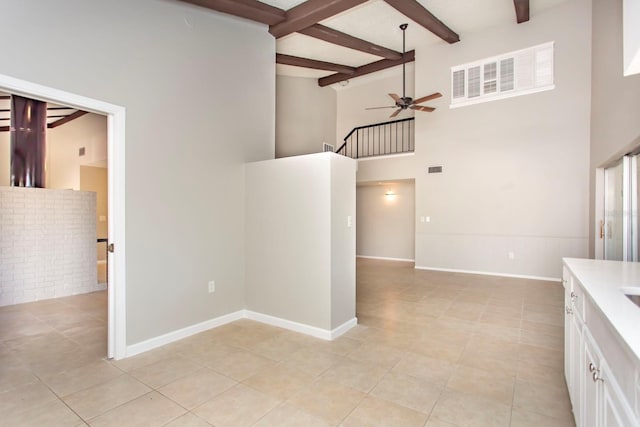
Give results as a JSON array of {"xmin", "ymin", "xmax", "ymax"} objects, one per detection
[
  {"xmin": 564, "ymin": 287, "xmax": 572, "ymax": 389},
  {"xmin": 583, "ymin": 333, "xmax": 601, "ymax": 427},
  {"xmin": 570, "ymin": 313, "xmax": 584, "ymax": 425},
  {"xmin": 601, "ymin": 363, "xmax": 639, "ymax": 427}
]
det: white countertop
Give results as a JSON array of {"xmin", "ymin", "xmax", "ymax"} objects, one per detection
[{"xmin": 563, "ymin": 258, "xmax": 640, "ymax": 362}]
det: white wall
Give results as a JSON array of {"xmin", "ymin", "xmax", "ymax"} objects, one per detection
[
  {"xmin": 412, "ymin": 0, "xmax": 591, "ymax": 279},
  {"xmin": 47, "ymin": 113, "xmax": 108, "ymax": 190},
  {"xmin": 357, "ymin": 180, "xmax": 415, "ymax": 261},
  {"xmin": 0, "ymin": 187, "xmax": 101, "ymax": 307},
  {"xmin": 245, "ymin": 153, "xmax": 356, "ymax": 332},
  {"xmin": 276, "ymin": 75, "xmax": 337, "ymax": 157},
  {"xmin": 589, "ymin": 0, "xmax": 640, "ymax": 256},
  {"xmin": 0, "ymin": 0, "xmax": 275, "ymax": 345},
  {"xmin": 330, "ymin": 154, "xmax": 357, "ymax": 328}
]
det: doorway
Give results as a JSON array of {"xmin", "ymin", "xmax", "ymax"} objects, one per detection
[
  {"xmin": 356, "ymin": 179, "xmax": 416, "ymax": 262},
  {"xmin": 0, "ymin": 73, "xmax": 126, "ymax": 359}
]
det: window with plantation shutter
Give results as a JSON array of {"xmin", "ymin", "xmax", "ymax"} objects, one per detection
[
  {"xmin": 452, "ymin": 70, "xmax": 465, "ymax": 99},
  {"xmin": 450, "ymin": 42, "xmax": 554, "ymax": 108}
]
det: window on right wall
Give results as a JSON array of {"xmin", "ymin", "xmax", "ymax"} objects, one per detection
[{"xmin": 450, "ymin": 41, "xmax": 555, "ymax": 108}]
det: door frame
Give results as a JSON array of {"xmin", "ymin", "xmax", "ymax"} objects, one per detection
[{"xmin": 0, "ymin": 73, "xmax": 127, "ymax": 359}]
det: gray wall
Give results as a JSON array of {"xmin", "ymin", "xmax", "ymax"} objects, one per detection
[
  {"xmin": 330, "ymin": 154, "xmax": 357, "ymax": 329},
  {"xmin": 276, "ymin": 75, "xmax": 337, "ymax": 158},
  {"xmin": 412, "ymin": 0, "xmax": 591, "ymax": 279},
  {"xmin": 589, "ymin": 0, "xmax": 640, "ymax": 256},
  {"xmin": 245, "ymin": 153, "xmax": 356, "ymax": 331},
  {"xmin": 0, "ymin": 0, "xmax": 275, "ymax": 345},
  {"xmin": 356, "ymin": 181, "xmax": 415, "ymax": 261}
]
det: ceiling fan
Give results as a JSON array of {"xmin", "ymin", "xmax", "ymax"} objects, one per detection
[{"xmin": 366, "ymin": 23, "xmax": 442, "ymax": 118}]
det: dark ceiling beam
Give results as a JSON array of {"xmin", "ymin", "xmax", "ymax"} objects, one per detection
[
  {"xmin": 0, "ymin": 96, "xmax": 10, "ymax": 100},
  {"xmin": 299, "ymin": 24, "xmax": 402, "ymax": 60},
  {"xmin": 277, "ymin": 53, "xmax": 355, "ymax": 74},
  {"xmin": 383, "ymin": 0, "xmax": 459, "ymax": 44},
  {"xmin": 513, "ymin": 0, "xmax": 530, "ymax": 23},
  {"xmin": 177, "ymin": 0, "xmax": 286, "ymax": 25},
  {"xmin": 269, "ymin": 0, "xmax": 368, "ymax": 39},
  {"xmin": 48, "ymin": 110, "xmax": 88, "ymax": 129},
  {"xmin": 0, "ymin": 126, "xmax": 8, "ymax": 132},
  {"xmin": 318, "ymin": 50, "xmax": 415, "ymax": 87}
]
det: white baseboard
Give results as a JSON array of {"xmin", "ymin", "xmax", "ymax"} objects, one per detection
[
  {"xmin": 245, "ymin": 311, "xmax": 357, "ymax": 341},
  {"xmin": 330, "ymin": 317, "xmax": 358, "ymax": 339},
  {"xmin": 125, "ymin": 310, "xmax": 358, "ymax": 358},
  {"xmin": 357, "ymin": 255, "xmax": 415, "ymax": 262},
  {"xmin": 414, "ymin": 265, "xmax": 560, "ymax": 282},
  {"xmin": 125, "ymin": 310, "xmax": 245, "ymax": 358}
]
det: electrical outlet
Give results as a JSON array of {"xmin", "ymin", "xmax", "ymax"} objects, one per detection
[
  {"xmin": 508, "ymin": 251, "xmax": 515, "ymax": 260},
  {"xmin": 208, "ymin": 280, "xmax": 215, "ymax": 293}
]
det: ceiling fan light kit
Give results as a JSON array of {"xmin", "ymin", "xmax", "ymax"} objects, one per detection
[{"xmin": 366, "ymin": 23, "xmax": 442, "ymax": 118}]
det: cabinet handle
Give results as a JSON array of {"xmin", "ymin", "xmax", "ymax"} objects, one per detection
[
  {"xmin": 588, "ymin": 362, "xmax": 596, "ymax": 373},
  {"xmin": 565, "ymin": 306, "xmax": 573, "ymax": 315},
  {"xmin": 570, "ymin": 291, "xmax": 577, "ymax": 301},
  {"xmin": 592, "ymin": 371, "xmax": 604, "ymax": 382}
]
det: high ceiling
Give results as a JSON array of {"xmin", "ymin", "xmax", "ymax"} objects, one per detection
[{"xmin": 177, "ymin": 0, "xmax": 570, "ymax": 85}]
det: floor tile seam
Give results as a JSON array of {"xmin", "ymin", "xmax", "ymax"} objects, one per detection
[
  {"xmin": 511, "ymin": 400, "xmax": 576, "ymax": 423},
  {"xmin": 510, "ymin": 405, "xmax": 577, "ymax": 424},
  {"xmin": 39, "ymin": 370, "xmax": 129, "ymax": 401},
  {"xmin": 0, "ymin": 378, "xmax": 58, "ymax": 419},
  {"xmin": 81, "ymin": 388, "xmax": 158, "ymax": 423}
]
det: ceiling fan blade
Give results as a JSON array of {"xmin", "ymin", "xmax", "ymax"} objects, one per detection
[
  {"xmin": 411, "ymin": 105, "xmax": 435, "ymax": 112},
  {"xmin": 412, "ymin": 92, "xmax": 443, "ymax": 105},
  {"xmin": 390, "ymin": 108, "xmax": 402, "ymax": 118},
  {"xmin": 365, "ymin": 106, "xmax": 397, "ymax": 110},
  {"xmin": 389, "ymin": 93, "xmax": 401, "ymax": 103}
]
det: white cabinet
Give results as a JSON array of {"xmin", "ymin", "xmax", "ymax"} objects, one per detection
[{"xmin": 562, "ymin": 264, "xmax": 639, "ymax": 427}]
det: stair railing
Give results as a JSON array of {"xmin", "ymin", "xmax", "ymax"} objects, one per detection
[{"xmin": 336, "ymin": 117, "xmax": 414, "ymax": 159}]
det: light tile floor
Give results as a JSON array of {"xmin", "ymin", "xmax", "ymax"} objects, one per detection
[{"xmin": 0, "ymin": 259, "xmax": 575, "ymax": 426}]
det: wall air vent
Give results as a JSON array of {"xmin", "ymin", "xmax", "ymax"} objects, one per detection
[{"xmin": 428, "ymin": 166, "xmax": 443, "ymax": 174}]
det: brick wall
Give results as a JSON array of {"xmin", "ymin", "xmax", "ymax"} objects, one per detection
[{"xmin": 0, "ymin": 187, "xmax": 101, "ymax": 307}]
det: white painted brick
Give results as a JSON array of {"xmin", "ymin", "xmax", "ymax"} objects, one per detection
[{"xmin": 2, "ymin": 189, "xmax": 97, "ymax": 306}]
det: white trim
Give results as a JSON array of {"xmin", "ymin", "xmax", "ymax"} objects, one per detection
[
  {"xmin": 126, "ymin": 310, "xmax": 245, "ymax": 358},
  {"xmin": 124, "ymin": 310, "xmax": 358, "ymax": 357},
  {"xmin": 357, "ymin": 255, "xmax": 415, "ymax": 262},
  {"xmin": 414, "ymin": 265, "xmax": 560, "ymax": 282},
  {"xmin": 357, "ymin": 152, "xmax": 414, "ymax": 162},
  {"xmin": 245, "ymin": 311, "xmax": 357, "ymax": 340},
  {"xmin": 0, "ymin": 73, "xmax": 127, "ymax": 360},
  {"xmin": 449, "ymin": 85, "xmax": 555, "ymax": 109},
  {"xmin": 329, "ymin": 317, "xmax": 358, "ymax": 339}
]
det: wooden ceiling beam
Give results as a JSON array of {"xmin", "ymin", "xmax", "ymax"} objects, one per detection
[
  {"xmin": 277, "ymin": 53, "xmax": 355, "ymax": 74},
  {"xmin": 177, "ymin": 0, "xmax": 286, "ymax": 25},
  {"xmin": 318, "ymin": 50, "xmax": 415, "ymax": 87},
  {"xmin": 383, "ymin": 0, "xmax": 459, "ymax": 44},
  {"xmin": 269, "ymin": 0, "xmax": 368, "ymax": 39},
  {"xmin": 513, "ymin": 0, "xmax": 530, "ymax": 23},
  {"xmin": 48, "ymin": 110, "xmax": 88, "ymax": 129},
  {"xmin": 299, "ymin": 24, "xmax": 402, "ymax": 60},
  {"xmin": 0, "ymin": 126, "xmax": 9, "ymax": 132}
]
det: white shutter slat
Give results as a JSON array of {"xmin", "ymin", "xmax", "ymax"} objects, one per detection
[
  {"xmin": 450, "ymin": 42, "xmax": 554, "ymax": 108},
  {"xmin": 468, "ymin": 66, "xmax": 481, "ymax": 98}
]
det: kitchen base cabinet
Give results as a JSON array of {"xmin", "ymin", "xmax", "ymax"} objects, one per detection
[{"xmin": 562, "ymin": 259, "xmax": 639, "ymax": 427}]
